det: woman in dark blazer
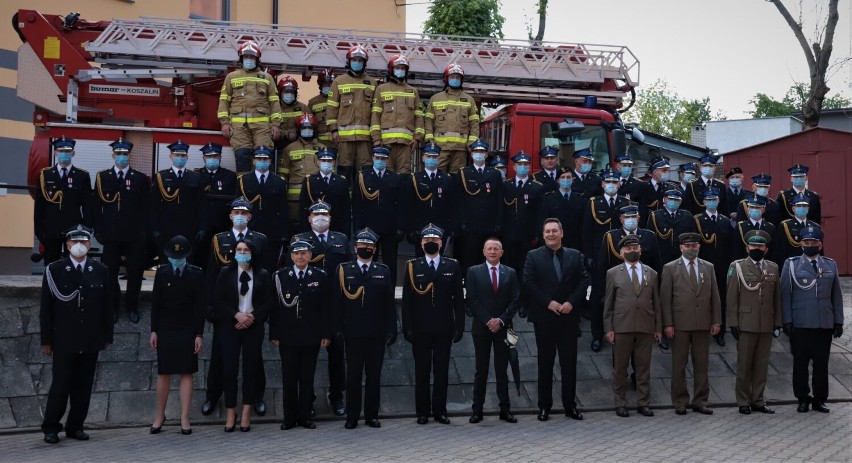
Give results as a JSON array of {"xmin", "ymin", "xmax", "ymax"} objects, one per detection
[{"xmin": 215, "ymin": 239, "xmax": 272, "ymax": 432}]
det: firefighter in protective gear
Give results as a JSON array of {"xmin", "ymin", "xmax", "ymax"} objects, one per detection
[
  {"xmin": 218, "ymin": 41, "xmax": 282, "ymax": 173},
  {"xmin": 309, "ymin": 69, "xmax": 337, "ymax": 149},
  {"xmin": 277, "ymin": 76, "xmax": 310, "ymax": 143},
  {"xmin": 280, "ymin": 113, "xmax": 325, "ymax": 233},
  {"xmin": 424, "ymin": 64, "xmax": 480, "ymax": 174},
  {"xmin": 326, "ymin": 45, "xmax": 377, "ymax": 183},
  {"xmin": 370, "ymin": 55, "xmax": 424, "ymax": 174}
]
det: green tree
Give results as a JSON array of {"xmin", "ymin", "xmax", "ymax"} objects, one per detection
[
  {"xmin": 748, "ymin": 83, "xmax": 850, "ymax": 118},
  {"xmin": 423, "ymin": 0, "xmax": 506, "ymax": 40},
  {"xmin": 622, "ymin": 79, "xmax": 717, "ymax": 142}
]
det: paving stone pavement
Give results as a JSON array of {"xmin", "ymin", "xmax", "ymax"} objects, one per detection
[{"xmin": 0, "ymin": 403, "xmax": 849, "ymax": 462}]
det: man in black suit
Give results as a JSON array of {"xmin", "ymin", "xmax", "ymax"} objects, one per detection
[
  {"xmin": 532, "ymin": 146, "xmax": 560, "ymax": 194},
  {"xmin": 502, "ymin": 151, "xmax": 545, "ymax": 274},
  {"xmin": 615, "ymin": 153, "xmax": 650, "ymax": 224},
  {"xmin": 237, "ymin": 146, "xmax": 289, "ymax": 265},
  {"xmin": 402, "ymin": 224, "xmax": 465, "ymax": 425},
  {"xmin": 570, "ymin": 148, "xmax": 602, "ymax": 199},
  {"xmin": 466, "ymin": 237, "xmax": 521, "ymax": 424},
  {"xmin": 402, "ymin": 143, "xmax": 457, "ymax": 257},
  {"xmin": 523, "ymin": 218, "xmax": 590, "ymax": 422},
  {"xmin": 91, "ymin": 138, "xmax": 149, "ymax": 323},
  {"xmin": 538, "ymin": 168, "xmax": 587, "ymax": 252},
  {"xmin": 687, "ymin": 155, "xmax": 728, "ymax": 216},
  {"xmin": 724, "ymin": 167, "xmax": 747, "ymax": 222},
  {"xmin": 40, "ymin": 226, "xmax": 113, "ymax": 444},
  {"xmin": 694, "ymin": 187, "xmax": 734, "ymax": 346},
  {"xmin": 196, "ymin": 142, "xmax": 238, "ymax": 267},
  {"xmin": 299, "ymin": 147, "xmax": 351, "ymax": 237},
  {"xmin": 455, "ymin": 140, "xmax": 503, "ymax": 272},
  {"xmin": 35, "ymin": 136, "xmax": 92, "ymax": 264}
]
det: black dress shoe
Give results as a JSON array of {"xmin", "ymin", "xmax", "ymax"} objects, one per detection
[
  {"xmin": 344, "ymin": 420, "xmax": 358, "ymax": 429},
  {"xmin": 332, "ymin": 402, "xmax": 346, "ymax": 417},
  {"xmin": 365, "ymin": 418, "xmax": 381, "ymax": 428},
  {"xmin": 223, "ymin": 425, "xmax": 235, "ymax": 433},
  {"xmin": 416, "ymin": 416, "xmax": 429, "ymax": 425},
  {"xmin": 66, "ymin": 430, "xmax": 89, "ymax": 441},
  {"xmin": 812, "ymin": 402, "xmax": 830, "ymax": 413},
  {"xmin": 180, "ymin": 428, "xmax": 192, "ymax": 435},
  {"xmin": 281, "ymin": 423, "xmax": 296, "ymax": 430},
  {"xmin": 254, "ymin": 400, "xmax": 267, "ymax": 416},
  {"xmin": 129, "ymin": 310, "xmax": 140, "ymax": 324},
  {"xmin": 201, "ymin": 400, "xmax": 216, "ymax": 416},
  {"xmin": 149, "ymin": 424, "xmax": 162, "ymax": 434},
  {"xmin": 675, "ymin": 407, "xmax": 688, "ymax": 415},
  {"xmin": 240, "ymin": 426, "xmax": 251, "ymax": 432},
  {"xmin": 44, "ymin": 433, "xmax": 60, "ymax": 444},
  {"xmin": 469, "ymin": 413, "xmax": 483, "ymax": 424},
  {"xmin": 565, "ymin": 408, "xmax": 584, "ymax": 420},
  {"xmin": 637, "ymin": 406, "xmax": 654, "ymax": 417},
  {"xmin": 751, "ymin": 405, "xmax": 775, "ymax": 414},
  {"xmin": 434, "ymin": 415, "xmax": 451, "ymax": 425},
  {"xmin": 615, "ymin": 407, "xmax": 629, "ymax": 418},
  {"xmin": 537, "ymin": 409, "xmax": 549, "ymax": 421},
  {"xmin": 692, "ymin": 406, "xmax": 713, "ymax": 415},
  {"xmin": 499, "ymin": 412, "xmax": 518, "ymax": 423},
  {"xmin": 714, "ymin": 333, "xmax": 725, "ymax": 346},
  {"xmin": 797, "ymin": 402, "xmax": 809, "ymax": 413},
  {"xmin": 300, "ymin": 420, "xmax": 316, "ymax": 429},
  {"xmin": 590, "ymin": 338, "xmax": 602, "ymax": 352},
  {"xmin": 738, "ymin": 406, "xmax": 752, "ymax": 415}
]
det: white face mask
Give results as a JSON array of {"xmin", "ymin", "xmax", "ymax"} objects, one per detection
[
  {"xmin": 310, "ymin": 215, "xmax": 330, "ymax": 231},
  {"xmin": 70, "ymin": 243, "xmax": 88, "ymax": 258}
]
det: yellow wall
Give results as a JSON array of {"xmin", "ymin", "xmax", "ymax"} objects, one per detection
[{"xmin": 0, "ymin": 195, "xmax": 34, "ymax": 247}]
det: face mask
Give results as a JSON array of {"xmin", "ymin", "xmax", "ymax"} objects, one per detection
[
  {"xmin": 623, "ymin": 217, "xmax": 638, "ymax": 231},
  {"xmin": 666, "ymin": 200, "xmax": 680, "ymax": 211},
  {"xmin": 57, "ymin": 152, "xmax": 73, "ymax": 165},
  {"xmin": 579, "ymin": 163, "xmax": 592, "ymax": 174},
  {"xmin": 282, "ymin": 94, "xmax": 295, "ymax": 105},
  {"xmin": 619, "ymin": 166, "xmax": 632, "ymax": 178},
  {"xmin": 319, "ymin": 161, "xmax": 334, "ymax": 175},
  {"xmin": 356, "ymin": 247, "xmax": 374, "ymax": 259},
  {"xmin": 448, "ymin": 78, "xmax": 462, "ymax": 89},
  {"xmin": 682, "ymin": 249, "xmax": 699, "ymax": 260},
  {"xmin": 255, "ymin": 160, "xmax": 270, "ymax": 172},
  {"xmin": 242, "ymin": 58, "xmax": 256, "ymax": 70},
  {"xmin": 373, "ymin": 159, "xmax": 387, "ymax": 171},
  {"xmin": 69, "ymin": 242, "xmax": 88, "ymax": 258},
  {"xmin": 300, "ymin": 129, "xmax": 314, "ymax": 139},
  {"xmin": 792, "ymin": 206, "xmax": 808, "ymax": 220},
  {"xmin": 700, "ymin": 166, "xmax": 714, "ymax": 177},
  {"xmin": 321, "ymin": 87, "xmax": 331, "ymax": 96},
  {"xmin": 205, "ymin": 158, "xmax": 220, "ymax": 170},
  {"xmin": 729, "ymin": 178, "xmax": 742, "ymax": 188},
  {"xmin": 623, "ymin": 251, "xmax": 641, "ymax": 263},
  {"xmin": 232, "ymin": 215, "xmax": 248, "ymax": 228},
  {"xmin": 497, "ymin": 169, "xmax": 506, "ymax": 180},
  {"xmin": 682, "ymin": 173, "xmax": 695, "ymax": 183},
  {"xmin": 802, "ymin": 245, "xmax": 820, "ymax": 257},
  {"xmin": 558, "ymin": 178, "xmax": 573, "ymax": 190},
  {"xmin": 471, "ymin": 153, "xmax": 486, "ymax": 164},
  {"xmin": 658, "ymin": 171, "xmax": 670, "ymax": 182},
  {"xmin": 350, "ymin": 61, "xmax": 364, "ymax": 73},
  {"xmin": 172, "ymin": 156, "xmax": 187, "ymax": 168},
  {"xmin": 748, "ymin": 248, "xmax": 765, "ymax": 261},
  {"xmin": 423, "ymin": 242, "xmax": 440, "ymax": 255},
  {"xmin": 168, "ymin": 257, "xmax": 186, "ymax": 269},
  {"xmin": 515, "ymin": 165, "xmax": 530, "ymax": 177},
  {"xmin": 310, "ymin": 215, "xmax": 330, "ymax": 230},
  {"xmin": 604, "ymin": 183, "xmax": 618, "ymax": 195},
  {"xmin": 792, "ymin": 177, "xmax": 806, "ymax": 188},
  {"xmin": 424, "ymin": 157, "xmax": 439, "ymax": 170},
  {"xmin": 393, "ymin": 69, "xmax": 406, "ymax": 79},
  {"xmin": 755, "ymin": 187, "xmax": 769, "ymax": 197},
  {"xmin": 748, "ymin": 208, "xmax": 762, "ymax": 221},
  {"xmin": 704, "ymin": 199, "xmax": 719, "ymax": 211},
  {"xmin": 114, "ymin": 154, "xmax": 130, "ymax": 168},
  {"xmin": 234, "ymin": 253, "xmax": 252, "ymax": 265}
]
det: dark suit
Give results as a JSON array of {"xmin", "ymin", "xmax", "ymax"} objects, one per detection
[
  {"xmin": 571, "ymin": 170, "xmax": 603, "ymax": 199},
  {"xmin": 150, "ymin": 168, "xmax": 207, "ymax": 263},
  {"xmin": 455, "ymin": 165, "xmax": 503, "ymax": 272},
  {"xmin": 687, "ymin": 178, "xmax": 728, "ymax": 216},
  {"xmin": 465, "ymin": 262, "xmax": 521, "ymax": 414},
  {"xmin": 150, "ymin": 264, "xmax": 206, "ymax": 374},
  {"xmin": 502, "ymin": 178, "xmax": 545, "ymax": 274},
  {"xmin": 238, "ymin": 171, "xmax": 289, "ymax": 258},
  {"xmin": 777, "ymin": 188, "xmax": 821, "ymax": 224},
  {"xmin": 353, "ymin": 168, "xmax": 403, "ymax": 284},
  {"xmin": 40, "ymin": 257, "xmax": 113, "ymax": 435},
  {"xmin": 538, "ymin": 190, "xmax": 587, "ymax": 252},
  {"xmin": 214, "ymin": 265, "xmax": 273, "ymax": 408},
  {"xmin": 725, "ymin": 187, "xmax": 747, "ymax": 221},
  {"xmin": 533, "ymin": 170, "xmax": 560, "ymax": 194},
  {"xmin": 647, "ymin": 208, "xmax": 697, "ymax": 265},
  {"xmin": 402, "ymin": 170, "xmax": 458, "ymax": 256},
  {"xmin": 522, "ymin": 246, "xmax": 589, "ymax": 412},
  {"xmin": 35, "ymin": 165, "xmax": 92, "ymax": 264},
  {"xmin": 299, "ymin": 172, "xmax": 351, "ymax": 236},
  {"xmin": 618, "ymin": 177, "xmax": 651, "ymax": 224},
  {"xmin": 695, "ymin": 212, "xmax": 733, "ymax": 333},
  {"xmin": 197, "ymin": 167, "xmax": 238, "ymax": 268}
]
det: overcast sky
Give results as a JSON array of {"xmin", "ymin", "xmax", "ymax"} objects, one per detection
[{"xmin": 405, "ymin": 0, "xmax": 852, "ymax": 120}]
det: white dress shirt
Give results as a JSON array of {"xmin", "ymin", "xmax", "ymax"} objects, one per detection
[{"xmin": 237, "ymin": 268, "xmax": 254, "ymax": 314}]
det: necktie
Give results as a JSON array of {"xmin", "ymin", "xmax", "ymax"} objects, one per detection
[
  {"xmin": 563, "ymin": 192, "xmax": 569, "ymax": 200},
  {"xmin": 622, "ymin": 179, "xmax": 627, "ymax": 187},
  {"xmin": 491, "ymin": 266, "xmax": 498, "ymax": 293},
  {"xmin": 237, "ymin": 232, "xmax": 244, "ymax": 241},
  {"xmin": 734, "ymin": 188, "xmax": 739, "ymax": 196},
  {"xmin": 429, "ymin": 260, "xmax": 436, "ymax": 273},
  {"xmin": 429, "ymin": 172, "xmax": 435, "ymax": 181},
  {"xmin": 688, "ymin": 261, "xmax": 697, "ymax": 289},
  {"xmin": 706, "ymin": 180, "xmax": 711, "ymax": 189},
  {"xmin": 76, "ymin": 264, "xmax": 83, "ymax": 274},
  {"xmin": 61, "ymin": 167, "xmax": 67, "ymax": 180},
  {"xmin": 609, "ymin": 197, "xmax": 615, "ymax": 208},
  {"xmin": 177, "ymin": 170, "xmax": 183, "ymax": 180},
  {"xmin": 361, "ymin": 263, "xmax": 368, "ymax": 274},
  {"xmin": 174, "ymin": 267, "xmax": 181, "ymax": 278},
  {"xmin": 551, "ymin": 172, "xmax": 556, "ymax": 181},
  {"xmin": 477, "ymin": 168, "xmax": 483, "ymax": 175},
  {"xmin": 298, "ymin": 270, "xmax": 304, "ymax": 281},
  {"xmin": 260, "ymin": 174, "xmax": 265, "ymax": 186},
  {"xmin": 319, "ymin": 234, "xmax": 325, "ymax": 244},
  {"xmin": 811, "ymin": 260, "xmax": 818, "ymax": 273},
  {"xmin": 517, "ymin": 180, "xmax": 524, "ymax": 189},
  {"xmin": 553, "ymin": 251, "xmax": 563, "ymax": 280},
  {"xmin": 656, "ymin": 183, "xmax": 661, "ymax": 193},
  {"xmin": 711, "ymin": 215, "xmax": 716, "ymax": 222},
  {"xmin": 118, "ymin": 170, "xmax": 124, "ymax": 182},
  {"xmin": 240, "ymin": 271, "xmax": 251, "ymax": 296},
  {"xmin": 631, "ymin": 264, "xmax": 640, "ymax": 291},
  {"xmin": 324, "ymin": 176, "xmax": 329, "ymax": 184}
]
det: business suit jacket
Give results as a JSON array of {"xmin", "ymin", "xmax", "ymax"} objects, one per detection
[
  {"xmin": 594, "ymin": 229, "xmax": 662, "ymax": 303},
  {"xmin": 725, "ymin": 258, "xmax": 781, "ymax": 333},
  {"xmin": 151, "ymin": 264, "xmax": 206, "ymax": 335},
  {"xmin": 522, "ymin": 246, "xmax": 589, "ymax": 325},
  {"xmin": 402, "ymin": 257, "xmax": 465, "ymax": 336},
  {"xmin": 603, "ymin": 263, "xmax": 661, "ymax": 334},
  {"xmin": 35, "ymin": 165, "xmax": 92, "ymax": 243},
  {"xmin": 206, "ymin": 230, "xmax": 272, "ymax": 316},
  {"xmin": 299, "ymin": 172, "xmax": 351, "ymax": 236},
  {"xmin": 40, "ymin": 258, "xmax": 113, "ymax": 353},
  {"xmin": 455, "ymin": 165, "xmax": 503, "ymax": 234},
  {"xmin": 238, "ymin": 171, "xmax": 289, "ymax": 245},
  {"xmin": 90, "ymin": 167, "xmax": 150, "ymax": 242},
  {"xmin": 660, "ymin": 257, "xmax": 722, "ymax": 330},
  {"xmin": 270, "ymin": 265, "xmax": 331, "ymax": 346},
  {"xmin": 214, "ymin": 265, "xmax": 273, "ymax": 325},
  {"xmin": 781, "ymin": 255, "xmax": 844, "ymax": 329},
  {"xmin": 353, "ymin": 168, "xmax": 402, "ymax": 235},
  {"xmin": 777, "ymin": 187, "xmax": 821, "ymax": 224},
  {"xmin": 725, "ymin": 187, "xmax": 747, "ymax": 220},
  {"xmin": 465, "ymin": 263, "xmax": 521, "ymax": 336},
  {"xmin": 538, "ymin": 190, "xmax": 587, "ymax": 251},
  {"xmin": 333, "ymin": 261, "xmax": 397, "ymax": 339},
  {"xmin": 197, "ymin": 167, "xmax": 238, "ymax": 235}
]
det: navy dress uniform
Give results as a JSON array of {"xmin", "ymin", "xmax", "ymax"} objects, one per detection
[
  {"xmin": 570, "ymin": 148, "xmax": 603, "ymax": 198},
  {"xmin": 773, "ymin": 194, "xmax": 821, "ymax": 262},
  {"xmin": 40, "ymin": 226, "xmax": 113, "ymax": 443},
  {"xmin": 334, "ymin": 228, "xmax": 397, "ymax": 429},
  {"xmin": 694, "ymin": 187, "xmax": 734, "ymax": 345},
  {"xmin": 687, "ymin": 154, "xmax": 728, "ymax": 216},
  {"xmin": 644, "ymin": 155, "xmax": 677, "ymax": 213},
  {"xmin": 402, "ymin": 143, "xmax": 458, "ymax": 257},
  {"xmin": 402, "ymin": 225, "xmax": 465, "ymax": 424},
  {"xmin": 298, "ymin": 147, "xmax": 351, "ymax": 236},
  {"xmin": 271, "ymin": 240, "xmax": 331, "ymax": 429},
  {"xmin": 735, "ymin": 173, "xmax": 782, "ymax": 227},
  {"xmin": 35, "ymin": 137, "xmax": 92, "ymax": 264},
  {"xmin": 582, "ymin": 168, "xmax": 630, "ymax": 268},
  {"xmin": 777, "ymin": 164, "xmax": 821, "ymax": 224},
  {"xmin": 455, "ymin": 140, "xmax": 504, "ymax": 272},
  {"xmin": 647, "ymin": 189, "xmax": 697, "ymax": 266},
  {"xmin": 237, "ymin": 146, "xmax": 289, "ymax": 262},
  {"xmin": 615, "ymin": 153, "xmax": 650, "ymax": 224},
  {"xmin": 196, "ymin": 142, "xmax": 238, "ymax": 267},
  {"xmin": 502, "ymin": 151, "xmax": 545, "ymax": 275},
  {"xmin": 91, "ymin": 138, "xmax": 150, "ymax": 323},
  {"xmin": 780, "ymin": 227, "xmax": 844, "ymax": 413},
  {"xmin": 150, "ymin": 140, "xmax": 208, "ymax": 264},
  {"xmin": 532, "ymin": 146, "xmax": 560, "ymax": 194},
  {"xmin": 733, "ymin": 194, "xmax": 777, "ymax": 263},
  {"xmin": 538, "ymin": 167, "xmax": 587, "ymax": 252}
]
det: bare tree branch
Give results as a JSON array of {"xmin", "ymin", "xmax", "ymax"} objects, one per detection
[{"xmin": 767, "ymin": 0, "xmax": 817, "ymax": 71}]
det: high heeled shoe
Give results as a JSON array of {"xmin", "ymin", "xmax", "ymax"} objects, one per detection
[
  {"xmin": 223, "ymin": 423, "xmax": 235, "ymax": 433},
  {"xmin": 180, "ymin": 428, "xmax": 192, "ymax": 435},
  {"xmin": 150, "ymin": 416, "xmax": 166, "ymax": 434},
  {"xmin": 240, "ymin": 425, "xmax": 251, "ymax": 432}
]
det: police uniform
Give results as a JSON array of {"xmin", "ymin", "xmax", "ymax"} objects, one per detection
[
  {"xmin": 502, "ymin": 152, "xmax": 545, "ymax": 274},
  {"xmin": 772, "ymin": 194, "xmax": 821, "ymax": 262},
  {"xmin": 693, "ymin": 187, "xmax": 733, "ymax": 345},
  {"xmin": 777, "ymin": 164, "xmax": 821, "ymax": 224},
  {"xmin": 92, "ymin": 139, "xmax": 150, "ymax": 322},
  {"xmin": 35, "ymin": 137, "xmax": 92, "ymax": 265},
  {"xmin": 196, "ymin": 142, "xmax": 238, "ymax": 268},
  {"xmin": 424, "ymin": 83, "xmax": 479, "ymax": 173},
  {"xmin": 402, "ymin": 143, "xmax": 457, "ymax": 256},
  {"xmin": 455, "ymin": 141, "xmax": 503, "ymax": 272},
  {"xmin": 582, "ymin": 168, "xmax": 630, "ymax": 268},
  {"xmin": 532, "ymin": 146, "xmax": 561, "ymax": 194},
  {"xmin": 538, "ymin": 168, "xmax": 587, "ymax": 252},
  {"xmin": 298, "ymin": 147, "xmax": 351, "ymax": 236},
  {"xmin": 726, "ymin": 230, "xmax": 781, "ymax": 413},
  {"xmin": 615, "ymin": 154, "xmax": 651, "ymax": 224},
  {"xmin": 687, "ymin": 155, "xmax": 728, "ymax": 216},
  {"xmin": 40, "ymin": 226, "xmax": 112, "ymax": 443},
  {"xmin": 279, "ymin": 136, "xmax": 324, "ymax": 232},
  {"xmin": 370, "ymin": 75, "xmax": 424, "ymax": 174},
  {"xmin": 647, "ymin": 189, "xmax": 697, "ymax": 266},
  {"xmin": 735, "ymin": 174, "xmax": 782, "ymax": 226},
  {"xmin": 733, "ymin": 194, "xmax": 777, "ymax": 263},
  {"xmin": 237, "ymin": 146, "xmax": 289, "ymax": 259},
  {"xmin": 271, "ymin": 240, "xmax": 331, "ymax": 429},
  {"xmin": 570, "ymin": 148, "xmax": 603, "ymax": 199},
  {"xmin": 326, "ymin": 68, "xmax": 378, "ymax": 176}
]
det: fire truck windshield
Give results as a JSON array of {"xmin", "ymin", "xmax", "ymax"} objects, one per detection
[{"xmin": 540, "ymin": 123, "xmax": 609, "ymax": 172}]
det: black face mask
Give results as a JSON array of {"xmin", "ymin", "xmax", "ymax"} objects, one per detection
[
  {"xmin": 356, "ymin": 247, "xmax": 374, "ymax": 260},
  {"xmin": 623, "ymin": 251, "xmax": 641, "ymax": 263},
  {"xmin": 423, "ymin": 242, "xmax": 441, "ymax": 255},
  {"xmin": 802, "ymin": 245, "xmax": 820, "ymax": 257},
  {"xmin": 748, "ymin": 248, "xmax": 765, "ymax": 261}
]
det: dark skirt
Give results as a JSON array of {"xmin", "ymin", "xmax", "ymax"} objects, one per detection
[{"xmin": 156, "ymin": 327, "xmax": 198, "ymax": 375}]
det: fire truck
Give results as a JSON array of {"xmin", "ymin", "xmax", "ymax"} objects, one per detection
[{"xmin": 14, "ymin": 9, "xmax": 642, "ymax": 188}]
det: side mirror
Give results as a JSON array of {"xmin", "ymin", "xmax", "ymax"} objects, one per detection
[{"xmin": 611, "ymin": 128, "xmax": 626, "ymax": 159}]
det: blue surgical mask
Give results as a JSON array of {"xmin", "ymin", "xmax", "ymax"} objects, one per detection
[
  {"xmin": 242, "ymin": 58, "xmax": 256, "ymax": 70},
  {"xmin": 704, "ymin": 199, "xmax": 719, "ymax": 211},
  {"xmin": 604, "ymin": 183, "xmax": 618, "ymax": 195},
  {"xmin": 300, "ymin": 129, "xmax": 314, "ymax": 139},
  {"xmin": 321, "ymin": 87, "xmax": 331, "ymax": 96},
  {"xmin": 373, "ymin": 159, "xmax": 387, "ymax": 171},
  {"xmin": 172, "ymin": 156, "xmax": 187, "ymax": 168},
  {"xmin": 471, "ymin": 153, "xmax": 486, "ymax": 164},
  {"xmin": 114, "ymin": 154, "xmax": 130, "ymax": 168},
  {"xmin": 619, "ymin": 166, "xmax": 632, "ymax": 178},
  {"xmin": 623, "ymin": 217, "xmax": 638, "ymax": 231},
  {"xmin": 793, "ymin": 206, "xmax": 808, "ymax": 219},
  {"xmin": 234, "ymin": 253, "xmax": 252, "ymax": 265},
  {"xmin": 350, "ymin": 61, "xmax": 364, "ymax": 73},
  {"xmin": 658, "ymin": 171, "xmax": 670, "ymax": 182},
  {"xmin": 232, "ymin": 215, "xmax": 249, "ymax": 228},
  {"xmin": 666, "ymin": 199, "xmax": 680, "ymax": 211},
  {"xmin": 682, "ymin": 173, "xmax": 695, "ymax": 183},
  {"xmin": 515, "ymin": 165, "xmax": 530, "ymax": 177},
  {"xmin": 579, "ymin": 163, "xmax": 592, "ymax": 174},
  {"xmin": 448, "ymin": 78, "xmax": 462, "ymax": 89},
  {"xmin": 755, "ymin": 187, "xmax": 769, "ymax": 197},
  {"xmin": 319, "ymin": 161, "xmax": 334, "ymax": 175},
  {"xmin": 282, "ymin": 94, "xmax": 295, "ymax": 105},
  {"xmin": 729, "ymin": 178, "xmax": 742, "ymax": 188},
  {"xmin": 57, "ymin": 152, "xmax": 73, "ymax": 165},
  {"xmin": 700, "ymin": 166, "xmax": 714, "ymax": 177},
  {"xmin": 748, "ymin": 208, "xmax": 763, "ymax": 221},
  {"xmin": 424, "ymin": 157, "xmax": 439, "ymax": 170},
  {"xmin": 792, "ymin": 177, "xmax": 806, "ymax": 188},
  {"xmin": 205, "ymin": 158, "xmax": 221, "ymax": 170},
  {"xmin": 559, "ymin": 178, "xmax": 573, "ymax": 190},
  {"xmin": 255, "ymin": 160, "xmax": 270, "ymax": 172},
  {"xmin": 168, "ymin": 257, "xmax": 186, "ymax": 269},
  {"xmin": 393, "ymin": 69, "xmax": 406, "ymax": 79}
]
